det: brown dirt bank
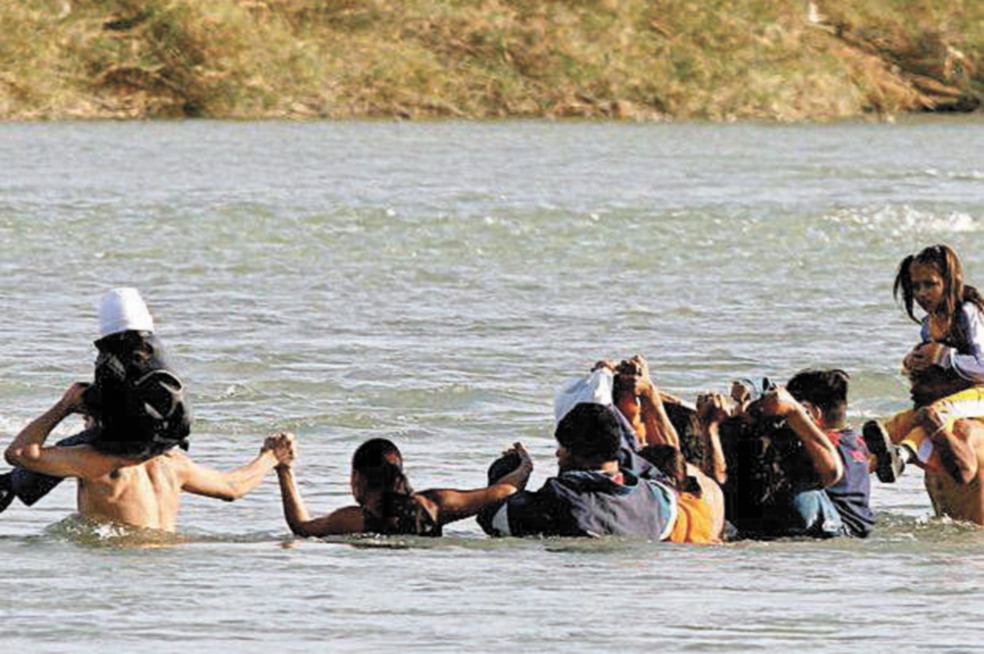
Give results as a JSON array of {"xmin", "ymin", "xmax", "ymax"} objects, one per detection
[{"xmin": 1, "ymin": 0, "xmax": 980, "ymax": 121}]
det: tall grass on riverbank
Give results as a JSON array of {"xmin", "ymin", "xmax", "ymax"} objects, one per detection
[{"xmin": 1, "ymin": 0, "xmax": 980, "ymax": 120}]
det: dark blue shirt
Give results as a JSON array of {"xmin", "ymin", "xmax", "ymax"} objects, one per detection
[
  {"xmin": 479, "ymin": 468, "xmax": 676, "ymax": 540},
  {"xmin": 824, "ymin": 427, "xmax": 875, "ymax": 538}
]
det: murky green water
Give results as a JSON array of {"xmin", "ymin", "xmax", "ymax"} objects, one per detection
[{"xmin": 1, "ymin": 119, "xmax": 982, "ymax": 652}]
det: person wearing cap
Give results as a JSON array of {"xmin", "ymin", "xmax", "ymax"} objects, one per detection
[
  {"xmin": 479, "ymin": 402, "xmax": 679, "ymax": 539},
  {"xmin": 2, "ymin": 288, "xmax": 283, "ymax": 533},
  {"xmin": 0, "ymin": 287, "xmax": 178, "ymax": 512}
]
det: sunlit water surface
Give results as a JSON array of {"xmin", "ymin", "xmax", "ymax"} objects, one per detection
[{"xmin": 1, "ymin": 119, "xmax": 983, "ymax": 652}]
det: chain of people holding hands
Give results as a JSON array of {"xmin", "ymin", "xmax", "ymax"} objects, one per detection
[{"xmin": 3, "ymin": 243, "xmax": 984, "ymax": 542}]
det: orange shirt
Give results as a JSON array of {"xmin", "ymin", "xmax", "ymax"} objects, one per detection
[{"xmin": 667, "ymin": 491, "xmax": 719, "ymax": 544}]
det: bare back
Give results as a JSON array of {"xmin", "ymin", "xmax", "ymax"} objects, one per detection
[
  {"xmin": 5, "ymin": 386, "xmax": 279, "ymax": 535},
  {"xmin": 76, "ymin": 449, "xmax": 185, "ymax": 532}
]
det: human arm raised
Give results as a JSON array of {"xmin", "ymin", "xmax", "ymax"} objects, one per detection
[
  {"xmin": 623, "ymin": 355, "xmax": 680, "ymax": 449},
  {"xmin": 176, "ymin": 434, "xmax": 280, "ymax": 501},
  {"xmin": 420, "ymin": 442, "xmax": 534, "ymax": 525},
  {"xmin": 3, "ymin": 383, "xmax": 116, "ymax": 479},
  {"xmin": 754, "ymin": 388, "xmax": 844, "ymax": 488},
  {"xmin": 269, "ymin": 434, "xmax": 364, "ymax": 537},
  {"xmin": 696, "ymin": 392, "xmax": 731, "ymax": 485}
]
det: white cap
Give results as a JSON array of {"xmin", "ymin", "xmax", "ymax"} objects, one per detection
[
  {"xmin": 553, "ymin": 368, "xmax": 614, "ymax": 424},
  {"xmin": 98, "ymin": 288, "xmax": 155, "ymax": 337}
]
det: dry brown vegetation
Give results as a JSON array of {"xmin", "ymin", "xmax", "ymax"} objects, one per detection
[{"xmin": 0, "ymin": 0, "xmax": 980, "ymax": 121}]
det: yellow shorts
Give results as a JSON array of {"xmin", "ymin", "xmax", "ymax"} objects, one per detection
[{"xmin": 886, "ymin": 385, "xmax": 984, "ymax": 466}]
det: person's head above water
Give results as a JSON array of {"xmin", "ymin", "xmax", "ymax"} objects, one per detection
[
  {"xmin": 554, "ymin": 402, "xmax": 621, "ymax": 471},
  {"xmin": 786, "ymin": 368, "xmax": 850, "ymax": 428},
  {"xmin": 894, "ymin": 244, "xmax": 984, "ymax": 332},
  {"xmin": 87, "ymin": 288, "xmax": 191, "ymax": 460},
  {"xmin": 350, "ymin": 438, "xmax": 413, "ymax": 504}
]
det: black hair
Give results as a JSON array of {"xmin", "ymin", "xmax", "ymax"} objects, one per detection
[
  {"xmin": 786, "ymin": 369, "xmax": 849, "ymax": 426},
  {"xmin": 351, "ymin": 438, "xmax": 413, "ymax": 497},
  {"xmin": 893, "ymin": 244, "xmax": 984, "ymax": 348},
  {"xmin": 487, "ymin": 451, "xmax": 522, "ymax": 485},
  {"xmin": 554, "ymin": 403, "xmax": 621, "ymax": 465},
  {"xmin": 638, "ymin": 444, "xmax": 687, "ymax": 488}
]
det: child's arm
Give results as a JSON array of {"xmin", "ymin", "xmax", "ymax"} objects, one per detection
[{"xmin": 942, "ymin": 305, "xmax": 984, "ymax": 383}]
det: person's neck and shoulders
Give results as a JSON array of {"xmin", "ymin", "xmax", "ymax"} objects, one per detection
[
  {"xmin": 273, "ymin": 435, "xmax": 533, "ymax": 538},
  {"xmin": 5, "ymin": 380, "xmax": 182, "ymax": 532},
  {"xmin": 499, "ymin": 403, "xmax": 677, "ymax": 539},
  {"xmin": 75, "ymin": 446, "xmax": 185, "ymax": 532},
  {"xmin": 9, "ymin": 388, "xmax": 281, "ymax": 534}
]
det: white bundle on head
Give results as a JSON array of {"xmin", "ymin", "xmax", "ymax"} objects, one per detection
[
  {"xmin": 98, "ymin": 287, "xmax": 155, "ymax": 337},
  {"xmin": 553, "ymin": 368, "xmax": 615, "ymax": 424}
]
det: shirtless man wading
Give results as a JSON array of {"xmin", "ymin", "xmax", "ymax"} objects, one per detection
[{"xmin": 3, "ymin": 288, "xmax": 282, "ymax": 533}]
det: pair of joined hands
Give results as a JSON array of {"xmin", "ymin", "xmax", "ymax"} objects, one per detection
[{"xmin": 263, "ymin": 432, "xmax": 297, "ymax": 468}]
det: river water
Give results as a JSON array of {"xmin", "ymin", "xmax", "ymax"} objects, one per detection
[{"xmin": 0, "ymin": 119, "xmax": 982, "ymax": 652}]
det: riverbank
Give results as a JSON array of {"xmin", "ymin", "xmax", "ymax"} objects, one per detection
[{"xmin": 1, "ymin": 0, "xmax": 980, "ymax": 121}]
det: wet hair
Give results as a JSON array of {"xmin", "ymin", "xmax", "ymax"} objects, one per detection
[
  {"xmin": 638, "ymin": 444, "xmax": 687, "ymax": 487},
  {"xmin": 350, "ymin": 438, "xmax": 441, "ymax": 536},
  {"xmin": 555, "ymin": 403, "xmax": 621, "ymax": 465},
  {"xmin": 894, "ymin": 244, "xmax": 984, "ymax": 346},
  {"xmin": 351, "ymin": 438, "xmax": 413, "ymax": 498},
  {"xmin": 786, "ymin": 369, "xmax": 849, "ymax": 427},
  {"xmin": 487, "ymin": 451, "xmax": 521, "ymax": 485}
]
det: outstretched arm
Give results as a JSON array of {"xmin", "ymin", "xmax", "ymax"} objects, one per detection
[
  {"xmin": 177, "ymin": 437, "xmax": 279, "ymax": 501},
  {"xmin": 421, "ymin": 443, "xmax": 534, "ymax": 525},
  {"xmin": 755, "ymin": 388, "xmax": 844, "ymax": 488},
  {"xmin": 268, "ymin": 433, "xmax": 364, "ymax": 537}
]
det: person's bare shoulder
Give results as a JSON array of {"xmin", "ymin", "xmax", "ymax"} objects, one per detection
[
  {"xmin": 24, "ymin": 443, "xmax": 124, "ymax": 480},
  {"xmin": 159, "ymin": 448, "xmax": 196, "ymax": 477}
]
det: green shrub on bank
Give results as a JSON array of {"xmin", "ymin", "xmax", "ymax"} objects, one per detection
[{"xmin": 0, "ymin": 0, "xmax": 980, "ymax": 120}]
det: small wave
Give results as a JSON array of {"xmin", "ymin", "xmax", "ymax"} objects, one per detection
[
  {"xmin": 945, "ymin": 170, "xmax": 984, "ymax": 182},
  {"xmin": 823, "ymin": 205, "xmax": 979, "ymax": 236},
  {"xmin": 43, "ymin": 514, "xmax": 183, "ymax": 548}
]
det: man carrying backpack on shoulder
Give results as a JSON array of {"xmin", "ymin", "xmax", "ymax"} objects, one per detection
[{"xmin": 1, "ymin": 288, "xmax": 282, "ymax": 533}]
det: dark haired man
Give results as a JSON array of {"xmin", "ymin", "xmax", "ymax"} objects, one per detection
[
  {"xmin": 784, "ymin": 369, "xmax": 875, "ymax": 538},
  {"xmin": 479, "ymin": 402, "xmax": 678, "ymax": 539},
  {"xmin": 708, "ymin": 369, "xmax": 874, "ymax": 538},
  {"xmin": 867, "ymin": 366, "xmax": 984, "ymax": 525},
  {"xmin": 2, "ymin": 288, "xmax": 282, "ymax": 533}
]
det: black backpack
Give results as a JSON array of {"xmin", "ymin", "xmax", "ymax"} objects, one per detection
[
  {"xmin": 84, "ymin": 330, "xmax": 191, "ymax": 457},
  {"xmin": 718, "ymin": 415, "xmax": 814, "ymax": 538}
]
